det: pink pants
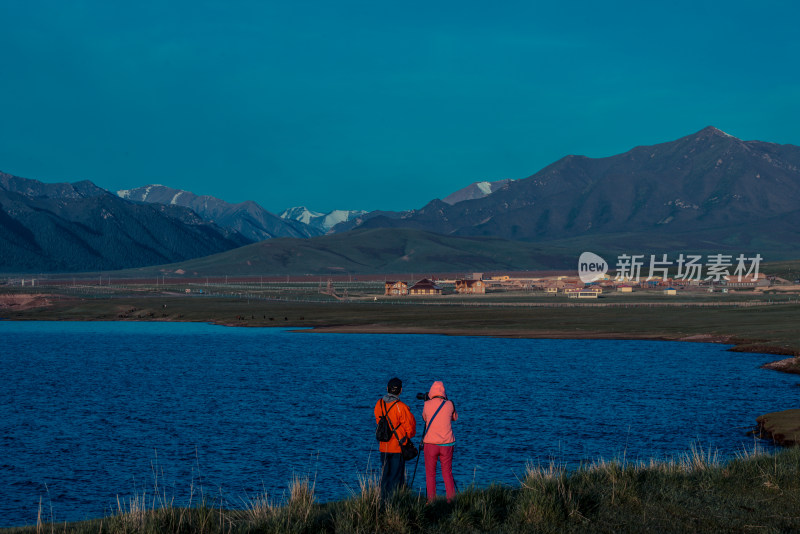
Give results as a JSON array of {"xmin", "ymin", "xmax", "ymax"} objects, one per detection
[{"xmin": 424, "ymin": 443, "xmax": 455, "ymax": 502}]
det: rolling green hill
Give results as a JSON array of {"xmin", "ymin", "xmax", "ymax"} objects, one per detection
[
  {"xmin": 108, "ymin": 219, "xmax": 800, "ymax": 277},
  {"xmin": 116, "ymin": 227, "xmax": 571, "ymax": 276}
]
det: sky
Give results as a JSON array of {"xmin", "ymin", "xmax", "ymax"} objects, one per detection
[{"xmin": 1, "ymin": 1, "xmax": 798, "ymax": 214}]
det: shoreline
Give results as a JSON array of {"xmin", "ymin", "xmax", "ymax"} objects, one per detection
[
  {"xmin": 296, "ymin": 324, "xmax": 800, "ymax": 372},
  {"xmin": 4, "ymin": 293, "xmax": 799, "ymax": 374},
  {"xmin": 135, "ymin": 317, "xmax": 800, "ymax": 370},
  {"xmin": 4, "ymin": 314, "xmax": 799, "ymax": 374}
]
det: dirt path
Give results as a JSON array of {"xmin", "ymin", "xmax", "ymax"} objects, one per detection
[{"xmin": 0, "ymin": 293, "xmax": 54, "ymax": 311}]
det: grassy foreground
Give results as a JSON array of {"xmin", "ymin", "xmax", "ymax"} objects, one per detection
[{"xmin": 8, "ymin": 446, "xmax": 800, "ymax": 534}]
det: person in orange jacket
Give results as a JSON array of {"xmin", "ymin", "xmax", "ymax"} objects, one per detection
[{"xmin": 373, "ymin": 377, "xmax": 417, "ymax": 497}]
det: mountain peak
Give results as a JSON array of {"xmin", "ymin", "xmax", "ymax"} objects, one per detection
[
  {"xmin": 697, "ymin": 126, "xmax": 739, "ymax": 139},
  {"xmin": 280, "ymin": 206, "xmax": 366, "ymax": 231},
  {"xmin": 442, "ymin": 178, "xmax": 513, "ymax": 205}
]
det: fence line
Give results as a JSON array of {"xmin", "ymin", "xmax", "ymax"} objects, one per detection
[
  {"xmin": 189, "ymin": 292, "xmax": 799, "ymax": 309},
  {"xmin": 19, "ymin": 284, "xmax": 800, "ymax": 308}
]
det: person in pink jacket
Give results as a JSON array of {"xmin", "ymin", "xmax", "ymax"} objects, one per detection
[{"xmin": 422, "ymin": 380, "xmax": 458, "ymax": 502}]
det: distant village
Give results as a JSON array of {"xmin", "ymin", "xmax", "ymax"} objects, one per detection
[
  {"xmin": 4, "ymin": 271, "xmax": 797, "ymax": 302},
  {"xmin": 385, "ymin": 272, "xmax": 781, "ymax": 298}
]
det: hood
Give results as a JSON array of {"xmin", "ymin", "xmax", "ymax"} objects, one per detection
[
  {"xmin": 428, "ymin": 381, "xmax": 446, "ymax": 398},
  {"xmin": 382, "ymin": 393, "xmax": 400, "ymax": 404}
]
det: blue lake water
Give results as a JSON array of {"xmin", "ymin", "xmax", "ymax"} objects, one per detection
[{"xmin": 0, "ymin": 320, "xmax": 797, "ymax": 526}]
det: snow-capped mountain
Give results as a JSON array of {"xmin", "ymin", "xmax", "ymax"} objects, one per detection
[
  {"xmin": 326, "ymin": 179, "xmax": 512, "ymax": 234},
  {"xmin": 0, "ymin": 172, "xmax": 249, "ymax": 272},
  {"xmin": 278, "ymin": 206, "xmax": 324, "ymax": 226},
  {"xmin": 279, "ymin": 206, "xmax": 367, "ymax": 232},
  {"xmin": 441, "ymin": 179, "xmax": 513, "ymax": 205},
  {"xmin": 118, "ymin": 185, "xmax": 321, "ymax": 241}
]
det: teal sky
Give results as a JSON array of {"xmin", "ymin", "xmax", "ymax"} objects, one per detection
[{"xmin": 1, "ymin": 1, "xmax": 798, "ymax": 213}]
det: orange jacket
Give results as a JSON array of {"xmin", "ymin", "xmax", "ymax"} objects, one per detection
[{"xmin": 374, "ymin": 396, "xmax": 417, "ymax": 454}]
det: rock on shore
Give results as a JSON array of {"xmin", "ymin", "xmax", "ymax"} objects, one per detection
[{"xmin": 756, "ymin": 409, "xmax": 800, "ymax": 446}]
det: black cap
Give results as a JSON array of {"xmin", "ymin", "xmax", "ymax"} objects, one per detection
[{"xmin": 387, "ymin": 377, "xmax": 402, "ymax": 393}]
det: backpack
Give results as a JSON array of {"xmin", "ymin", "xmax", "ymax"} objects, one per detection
[{"xmin": 376, "ymin": 400, "xmax": 397, "ymax": 442}]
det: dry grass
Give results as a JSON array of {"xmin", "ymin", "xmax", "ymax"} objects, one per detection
[{"xmin": 11, "ymin": 445, "xmax": 800, "ymax": 533}]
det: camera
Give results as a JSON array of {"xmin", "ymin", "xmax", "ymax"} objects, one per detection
[{"xmin": 416, "ymin": 392, "xmax": 429, "ymax": 401}]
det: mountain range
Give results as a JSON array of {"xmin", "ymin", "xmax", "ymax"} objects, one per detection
[
  {"xmin": 325, "ymin": 180, "xmax": 511, "ymax": 233},
  {"xmin": 2, "ymin": 126, "xmax": 799, "ymax": 274},
  {"xmin": 117, "ymin": 184, "xmax": 321, "ymax": 241},
  {"xmin": 352, "ymin": 127, "xmax": 800, "ymax": 247},
  {"xmin": 0, "ymin": 172, "xmax": 249, "ymax": 272}
]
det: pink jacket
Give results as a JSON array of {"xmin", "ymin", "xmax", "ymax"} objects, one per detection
[{"xmin": 422, "ymin": 381, "xmax": 458, "ymax": 444}]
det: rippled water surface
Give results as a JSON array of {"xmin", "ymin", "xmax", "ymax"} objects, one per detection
[{"xmin": 1, "ymin": 321, "xmax": 796, "ymax": 526}]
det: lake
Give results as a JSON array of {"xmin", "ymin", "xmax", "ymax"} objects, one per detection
[{"xmin": 0, "ymin": 320, "xmax": 796, "ymax": 527}]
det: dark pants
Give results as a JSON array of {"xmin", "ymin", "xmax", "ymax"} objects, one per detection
[{"xmin": 380, "ymin": 452, "xmax": 406, "ymax": 497}]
